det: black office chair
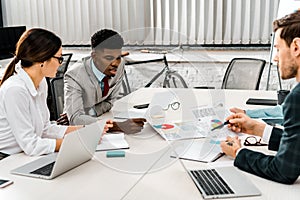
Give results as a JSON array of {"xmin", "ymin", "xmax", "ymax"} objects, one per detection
[
  {"xmin": 221, "ymin": 58, "xmax": 266, "ymax": 90},
  {"xmin": 118, "ymin": 70, "xmax": 131, "ymax": 98},
  {"xmin": 50, "ymin": 77, "xmax": 65, "ymax": 120},
  {"xmin": 46, "ymin": 53, "xmax": 72, "ymax": 119},
  {"xmin": 55, "ymin": 53, "xmax": 73, "ymax": 77}
]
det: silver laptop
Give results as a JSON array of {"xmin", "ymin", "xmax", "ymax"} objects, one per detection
[
  {"xmin": 11, "ymin": 122, "xmax": 104, "ymax": 180},
  {"xmin": 188, "ymin": 167, "xmax": 261, "ymax": 199}
]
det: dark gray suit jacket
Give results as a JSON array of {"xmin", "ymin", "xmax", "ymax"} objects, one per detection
[
  {"xmin": 234, "ymin": 83, "xmax": 300, "ymax": 184},
  {"xmin": 64, "ymin": 56, "xmax": 124, "ymax": 125}
]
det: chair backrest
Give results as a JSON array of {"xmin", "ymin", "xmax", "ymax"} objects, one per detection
[
  {"xmin": 117, "ymin": 71, "xmax": 131, "ymax": 99},
  {"xmin": 50, "ymin": 77, "xmax": 65, "ymax": 120},
  {"xmin": 55, "ymin": 53, "xmax": 73, "ymax": 77},
  {"xmin": 221, "ymin": 58, "xmax": 266, "ymax": 90}
]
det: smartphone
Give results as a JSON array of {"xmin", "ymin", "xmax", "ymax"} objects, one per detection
[
  {"xmin": 133, "ymin": 103, "xmax": 150, "ymax": 109},
  {"xmin": 0, "ymin": 179, "xmax": 13, "ymax": 188}
]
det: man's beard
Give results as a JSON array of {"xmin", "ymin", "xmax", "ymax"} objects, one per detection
[{"xmin": 280, "ymin": 64, "xmax": 298, "ymax": 80}]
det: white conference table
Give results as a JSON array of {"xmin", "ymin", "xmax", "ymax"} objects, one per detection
[{"xmin": 1, "ymin": 88, "xmax": 300, "ymax": 200}]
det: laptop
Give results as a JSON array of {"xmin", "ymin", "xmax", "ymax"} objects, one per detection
[
  {"xmin": 188, "ymin": 167, "xmax": 261, "ymax": 199},
  {"xmin": 11, "ymin": 122, "xmax": 104, "ymax": 180}
]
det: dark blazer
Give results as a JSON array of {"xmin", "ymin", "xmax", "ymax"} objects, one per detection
[{"xmin": 234, "ymin": 83, "xmax": 300, "ymax": 184}]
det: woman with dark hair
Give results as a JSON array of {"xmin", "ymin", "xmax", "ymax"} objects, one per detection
[{"xmin": 0, "ymin": 28, "xmax": 106, "ymax": 156}]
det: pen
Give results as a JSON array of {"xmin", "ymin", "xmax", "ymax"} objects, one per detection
[{"xmin": 211, "ymin": 120, "xmax": 230, "ymax": 131}]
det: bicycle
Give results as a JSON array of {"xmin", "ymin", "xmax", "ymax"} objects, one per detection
[{"xmin": 124, "ymin": 50, "xmax": 188, "ymax": 91}]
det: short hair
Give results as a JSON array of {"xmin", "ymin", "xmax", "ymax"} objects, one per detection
[
  {"xmin": 273, "ymin": 10, "xmax": 300, "ymax": 47},
  {"xmin": 91, "ymin": 29, "xmax": 124, "ymax": 50}
]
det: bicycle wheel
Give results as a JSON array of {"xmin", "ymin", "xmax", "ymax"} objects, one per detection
[{"xmin": 163, "ymin": 71, "xmax": 188, "ymax": 88}]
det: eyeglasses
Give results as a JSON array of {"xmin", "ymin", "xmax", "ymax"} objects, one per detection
[
  {"xmin": 52, "ymin": 56, "xmax": 64, "ymax": 64},
  {"xmin": 244, "ymin": 136, "xmax": 268, "ymax": 146},
  {"xmin": 162, "ymin": 102, "xmax": 180, "ymax": 111}
]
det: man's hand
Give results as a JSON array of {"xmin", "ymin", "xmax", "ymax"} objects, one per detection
[
  {"xmin": 226, "ymin": 113, "xmax": 265, "ymax": 137},
  {"xmin": 104, "ymin": 120, "xmax": 114, "ymax": 133},
  {"xmin": 220, "ymin": 136, "xmax": 241, "ymax": 158},
  {"xmin": 109, "ymin": 118, "xmax": 147, "ymax": 134},
  {"xmin": 98, "ymin": 120, "xmax": 114, "ymax": 144},
  {"xmin": 229, "ymin": 107, "xmax": 246, "ymax": 114},
  {"xmin": 56, "ymin": 113, "xmax": 70, "ymax": 125}
]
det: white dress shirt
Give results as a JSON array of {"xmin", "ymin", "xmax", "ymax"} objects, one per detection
[
  {"xmin": 261, "ymin": 124, "xmax": 273, "ymax": 143},
  {"xmin": 0, "ymin": 67, "xmax": 67, "ymax": 156}
]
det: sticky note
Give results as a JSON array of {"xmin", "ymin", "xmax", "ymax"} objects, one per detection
[{"xmin": 106, "ymin": 150, "xmax": 125, "ymax": 158}]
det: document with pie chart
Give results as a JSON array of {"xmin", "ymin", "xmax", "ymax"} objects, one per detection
[
  {"xmin": 147, "ymin": 91, "xmax": 231, "ymax": 141},
  {"xmin": 150, "ymin": 105, "xmax": 231, "ymax": 141},
  {"xmin": 151, "ymin": 121, "xmax": 209, "ymax": 141}
]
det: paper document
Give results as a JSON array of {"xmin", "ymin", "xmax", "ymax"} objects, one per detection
[
  {"xmin": 151, "ymin": 121, "xmax": 208, "ymax": 141},
  {"xmin": 147, "ymin": 92, "xmax": 232, "ymax": 141},
  {"xmin": 149, "ymin": 107, "xmax": 232, "ymax": 141},
  {"xmin": 96, "ymin": 133, "xmax": 129, "ymax": 151},
  {"xmin": 192, "ymin": 106, "xmax": 231, "ymax": 122}
]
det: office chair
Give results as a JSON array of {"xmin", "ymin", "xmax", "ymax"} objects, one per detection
[
  {"xmin": 221, "ymin": 58, "xmax": 266, "ymax": 90},
  {"xmin": 50, "ymin": 77, "xmax": 65, "ymax": 120},
  {"xmin": 55, "ymin": 53, "xmax": 73, "ymax": 77},
  {"xmin": 46, "ymin": 53, "xmax": 72, "ymax": 120},
  {"xmin": 118, "ymin": 70, "xmax": 131, "ymax": 98}
]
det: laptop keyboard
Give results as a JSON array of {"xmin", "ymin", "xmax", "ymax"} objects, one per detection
[
  {"xmin": 190, "ymin": 169, "xmax": 234, "ymax": 196},
  {"xmin": 30, "ymin": 162, "xmax": 55, "ymax": 176}
]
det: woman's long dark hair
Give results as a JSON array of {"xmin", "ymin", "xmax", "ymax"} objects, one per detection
[{"xmin": 0, "ymin": 28, "xmax": 62, "ymax": 86}]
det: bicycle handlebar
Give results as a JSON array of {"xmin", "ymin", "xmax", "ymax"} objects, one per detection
[
  {"xmin": 125, "ymin": 58, "xmax": 165, "ymax": 65},
  {"xmin": 141, "ymin": 49, "xmax": 168, "ymax": 54}
]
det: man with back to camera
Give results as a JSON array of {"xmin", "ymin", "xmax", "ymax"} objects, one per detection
[
  {"xmin": 220, "ymin": 10, "xmax": 300, "ymax": 184},
  {"xmin": 64, "ymin": 29, "xmax": 146, "ymax": 134}
]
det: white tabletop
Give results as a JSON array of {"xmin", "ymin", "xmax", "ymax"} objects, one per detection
[{"xmin": 1, "ymin": 88, "xmax": 300, "ymax": 200}]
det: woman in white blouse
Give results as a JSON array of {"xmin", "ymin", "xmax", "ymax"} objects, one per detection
[{"xmin": 0, "ymin": 28, "xmax": 109, "ymax": 156}]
